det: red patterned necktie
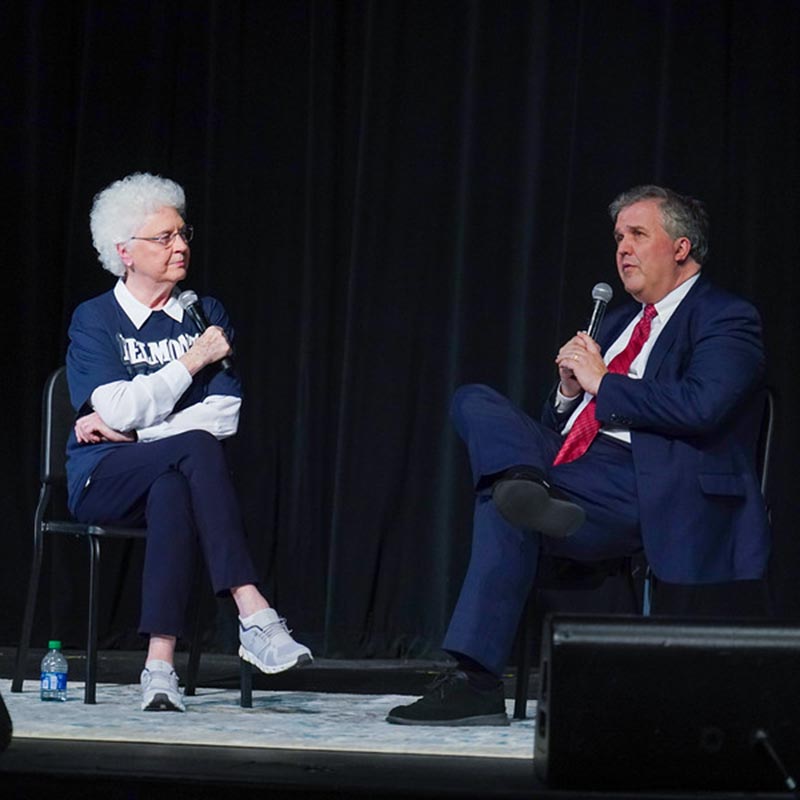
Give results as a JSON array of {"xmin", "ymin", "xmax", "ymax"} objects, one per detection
[{"xmin": 553, "ymin": 303, "xmax": 657, "ymax": 465}]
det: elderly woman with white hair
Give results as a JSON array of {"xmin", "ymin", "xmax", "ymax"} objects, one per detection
[{"xmin": 66, "ymin": 172, "xmax": 311, "ymax": 711}]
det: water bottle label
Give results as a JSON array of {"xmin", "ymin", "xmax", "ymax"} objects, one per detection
[{"xmin": 41, "ymin": 671, "xmax": 67, "ymax": 691}]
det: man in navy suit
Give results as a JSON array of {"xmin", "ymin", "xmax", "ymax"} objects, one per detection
[{"xmin": 388, "ymin": 185, "xmax": 769, "ymax": 726}]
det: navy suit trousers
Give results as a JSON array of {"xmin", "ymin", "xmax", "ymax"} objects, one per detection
[
  {"xmin": 73, "ymin": 430, "xmax": 258, "ymax": 637},
  {"xmin": 442, "ymin": 384, "xmax": 643, "ymax": 675}
]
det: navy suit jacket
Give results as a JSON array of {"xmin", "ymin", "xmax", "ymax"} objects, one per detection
[{"xmin": 556, "ymin": 275, "xmax": 769, "ymax": 583}]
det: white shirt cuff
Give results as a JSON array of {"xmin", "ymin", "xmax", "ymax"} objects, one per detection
[{"xmin": 136, "ymin": 395, "xmax": 241, "ymax": 442}]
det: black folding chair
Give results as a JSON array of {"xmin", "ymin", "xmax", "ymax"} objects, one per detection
[{"xmin": 12, "ymin": 366, "xmax": 206, "ymax": 704}]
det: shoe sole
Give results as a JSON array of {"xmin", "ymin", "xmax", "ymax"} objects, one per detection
[
  {"xmin": 385, "ymin": 712, "xmax": 510, "ymax": 727},
  {"xmin": 238, "ymin": 647, "xmax": 314, "ymax": 675},
  {"xmin": 142, "ymin": 692, "xmax": 184, "ymax": 712},
  {"xmin": 493, "ymin": 480, "xmax": 585, "ymax": 538}
]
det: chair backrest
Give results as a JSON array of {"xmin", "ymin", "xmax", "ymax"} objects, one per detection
[
  {"xmin": 40, "ymin": 366, "xmax": 74, "ymax": 485},
  {"xmin": 732, "ymin": 385, "xmax": 775, "ymax": 499},
  {"xmin": 756, "ymin": 387, "xmax": 775, "ymax": 498}
]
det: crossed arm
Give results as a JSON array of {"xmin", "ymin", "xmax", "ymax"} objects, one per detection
[{"xmin": 74, "ymin": 326, "xmax": 238, "ymax": 445}]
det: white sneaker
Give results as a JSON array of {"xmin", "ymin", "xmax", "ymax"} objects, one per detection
[
  {"xmin": 238, "ymin": 608, "xmax": 313, "ymax": 674},
  {"xmin": 140, "ymin": 660, "xmax": 185, "ymax": 712}
]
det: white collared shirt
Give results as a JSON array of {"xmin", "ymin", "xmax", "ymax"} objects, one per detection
[
  {"xmin": 89, "ymin": 280, "xmax": 240, "ymax": 441},
  {"xmin": 112, "ymin": 279, "xmax": 185, "ymax": 328},
  {"xmin": 558, "ymin": 273, "xmax": 700, "ymax": 443}
]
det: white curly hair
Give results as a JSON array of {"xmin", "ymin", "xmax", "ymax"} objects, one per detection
[{"xmin": 89, "ymin": 172, "xmax": 186, "ymax": 276}]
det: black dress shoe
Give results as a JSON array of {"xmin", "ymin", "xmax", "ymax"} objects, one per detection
[
  {"xmin": 386, "ymin": 670, "xmax": 509, "ymax": 727},
  {"xmin": 492, "ymin": 469, "xmax": 585, "ymax": 538}
]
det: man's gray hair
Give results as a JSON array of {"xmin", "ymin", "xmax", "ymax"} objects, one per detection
[
  {"xmin": 609, "ymin": 185, "xmax": 709, "ymax": 265},
  {"xmin": 90, "ymin": 172, "xmax": 186, "ymax": 276}
]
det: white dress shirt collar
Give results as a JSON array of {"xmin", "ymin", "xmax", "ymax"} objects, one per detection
[
  {"xmin": 113, "ymin": 280, "xmax": 184, "ymax": 329},
  {"xmin": 649, "ymin": 271, "xmax": 701, "ymax": 326}
]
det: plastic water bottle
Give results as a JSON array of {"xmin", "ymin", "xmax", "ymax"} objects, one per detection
[{"xmin": 40, "ymin": 640, "xmax": 68, "ymax": 701}]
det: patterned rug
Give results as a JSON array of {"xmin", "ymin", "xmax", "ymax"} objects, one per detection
[{"xmin": 2, "ymin": 680, "xmax": 536, "ymax": 759}]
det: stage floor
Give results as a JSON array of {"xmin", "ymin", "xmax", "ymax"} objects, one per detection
[
  {"xmin": 0, "ymin": 648, "xmax": 788, "ymax": 799},
  {"xmin": 1, "ymin": 646, "xmax": 543, "ymax": 799},
  {"xmin": 1, "ymin": 678, "xmax": 536, "ymax": 758}
]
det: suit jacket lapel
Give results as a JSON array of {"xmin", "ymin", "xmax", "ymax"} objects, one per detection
[{"xmin": 644, "ymin": 275, "xmax": 709, "ymax": 377}]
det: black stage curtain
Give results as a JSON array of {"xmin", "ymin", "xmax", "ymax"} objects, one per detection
[{"xmin": 2, "ymin": 0, "xmax": 799, "ymax": 658}]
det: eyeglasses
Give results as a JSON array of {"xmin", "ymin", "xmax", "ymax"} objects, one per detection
[{"xmin": 128, "ymin": 224, "xmax": 194, "ymax": 247}]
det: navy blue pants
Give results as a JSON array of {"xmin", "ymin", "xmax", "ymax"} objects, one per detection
[
  {"xmin": 442, "ymin": 384, "xmax": 643, "ymax": 675},
  {"xmin": 73, "ymin": 431, "xmax": 258, "ymax": 637}
]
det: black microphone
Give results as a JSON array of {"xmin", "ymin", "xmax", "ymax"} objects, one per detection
[
  {"xmin": 177, "ymin": 289, "xmax": 234, "ymax": 372},
  {"xmin": 586, "ymin": 282, "xmax": 613, "ymax": 339}
]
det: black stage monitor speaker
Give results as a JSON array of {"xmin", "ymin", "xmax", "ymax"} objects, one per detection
[
  {"xmin": 0, "ymin": 689, "xmax": 11, "ymax": 753},
  {"xmin": 534, "ymin": 614, "xmax": 800, "ymax": 792}
]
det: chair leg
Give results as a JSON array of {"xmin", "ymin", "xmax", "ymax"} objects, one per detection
[
  {"xmin": 642, "ymin": 568, "xmax": 654, "ymax": 617},
  {"xmin": 184, "ymin": 643, "xmax": 202, "ymax": 697},
  {"xmin": 184, "ymin": 598, "xmax": 204, "ymax": 697},
  {"xmin": 240, "ymin": 659, "xmax": 252, "ymax": 708},
  {"xmin": 626, "ymin": 558, "xmax": 641, "ymax": 614},
  {"xmin": 184, "ymin": 559, "xmax": 206, "ymax": 697},
  {"xmin": 12, "ymin": 520, "xmax": 45, "ymax": 693},
  {"xmin": 513, "ymin": 593, "xmax": 535, "ymax": 720},
  {"xmin": 85, "ymin": 536, "xmax": 101, "ymax": 704}
]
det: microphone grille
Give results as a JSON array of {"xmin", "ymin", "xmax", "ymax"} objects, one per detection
[
  {"xmin": 177, "ymin": 289, "xmax": 199, "ymax": 310},
  {"xmin": 591, "ymin": 282, "xmax": 613, "ymax": 303}
]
